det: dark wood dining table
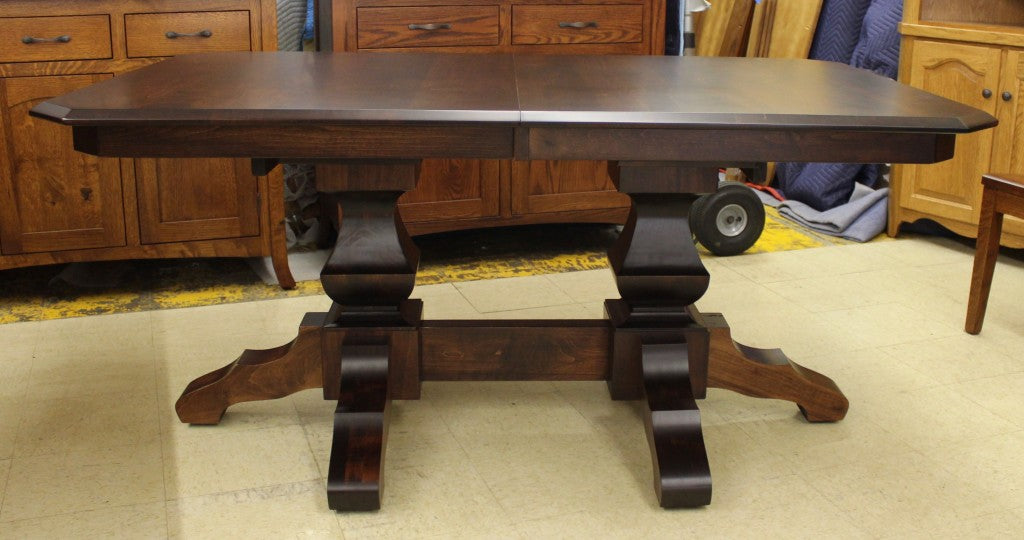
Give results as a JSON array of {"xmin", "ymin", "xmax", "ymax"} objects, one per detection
[{"xmin": 31, "ymin": 51, "xmax": 995, "ymax": 512}]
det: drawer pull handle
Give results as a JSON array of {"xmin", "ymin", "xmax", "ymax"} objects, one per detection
[
  {"xmin": 165, "ymin": 30, "xmax": 213, "ymax": 39},
  {"xmin": 407, "ymin": 23, "xmax": 452, "ymax": 31},
  {"xmin": 21, "ymin": 35, "xmax": 71, "ymax": 44},
  {"xmin": 558, "ymin": 21, "xmax": 599, "ymax": 29}
]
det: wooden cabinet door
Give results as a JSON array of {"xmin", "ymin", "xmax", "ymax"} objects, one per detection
[
  {"xmin": 991, "ymin": 48, "xmax": 1024, "ymax": 237},
  {"xmin": 0, "ymin": 74, "xmax": 125, "ymax": 255},
  {"xmin": 135, "ymin": 157, "xmax": 260, "ymax": 244},
  {"xmin": 511, "ymin": 160, "xmax": 630, "ymax": 216},
  {"xmin": 396, "ymin": 158, "xmax": 501, "ymax": 223},
  {"xmin": 899, "ymin": 40, "xmax": 1001, "ymax": 226}
]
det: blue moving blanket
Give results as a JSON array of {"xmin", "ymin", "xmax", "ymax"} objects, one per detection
[
  {"xmin": 756, "ymin": 183, "xmax": 890, "ymax": 242},
  {"xmin": 775, "ymin": 0, "xmax": 903, "ymax": 212}
]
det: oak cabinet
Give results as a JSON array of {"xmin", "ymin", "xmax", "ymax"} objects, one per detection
[
  {"xmin": 0, "ymin": 74, "xmax": 125, "ymax": 254},
  {"xmin": 135, "ymin": 158, "xmax": 263, "ymax": 245},
  {"xmin": 317, "ymin": 0, "xmax": 665, "ymax": 234},
  {"xmin": 890, "ymin": 0, "xmax": 1024, "ymax": 247},
  {"xmin": 0, "ymin": 0, "xmax": 294, "ymax": 287}
]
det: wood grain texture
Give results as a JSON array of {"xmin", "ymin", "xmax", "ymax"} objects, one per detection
[
  {"xmin": 607, "ymin": 163, "xmax": 711, "ymax": 310},
  {"xmin": 326, "ymin": 344, "xmax": 390, "ymax": 511},
  {"xmin": 965, "ymin": 173, "xmax": 1024, "ymax": 334},
  {"xmin": 640, "ymin": 343, "xmax": 711, "ymax": 507},
  {"xmin": 524, "ymin": 128, "xmax": 957, "ymax": 164},
  {"xmin": 264, "ymin": 167, "xmax": 295, "ymax": 288},
  {"xmin": 401, "ymin": 205, "xmax": 630, "ymax": 235},
  {"xmin": 320, "ymin": 300, "xmax": 423, "ymax": 401},
  {"xmin": 356, "ymin": 6, "xmax": 500, "ymax": 49},
  {"xmin": 899, "ymin": 23, "xmax": 1024, "ymax": 48},
  {"xmin": 71, "ymin": 123, "xmax": 517, "ymax": 160},
  {"xmin": 124, "ymin": 10, "xmax": 252, "ymax": 58},
  {"xmin": 513, "ymin": 55, "xmax": 993, "ymax": 132},
  {"xmin": 396, "ymin": 158, "xmax": 502, "ymax": 223},
  {"xmin": 696, "ymin": 0, "xmax": 754, "ymax": 57},
  {"xmin": 751, "ymin": 0, "xmax": 822, "ymax": 59},
  {"xmin": 33, "ymin": 45, "xmax": 1005, "ymax": 514},
  {"xmin": 701, "ymin": 312, "xmax": 848, "ymax": 422},
  {"xmin": 511, "ymin": 5, "xmax": 644, "ymax": 45},
  {"xmin": 420, "ymin": 320, "xmax": 610, "ymax": 380},
  {"xmin": 0, "ymin": 73, "xmax": 125, "ymax": 254},
  {"xmin": 917, "ymin": 0, "xmax": 1024, "ymax": 26},
  {"xmin": 135, "ymin": 157, "xmax": 260, "ymax": 244},
  {"xmin": 890, "ymin": 13, "xmax": 1024, "ymax": 248},
  {"xmin": 321, "ymin": 190, "xmax": 419, "ymax": 309},
  {"xmin": 0, "ymin": 0, "xmax": 291, "ymax": 287},
  {"xmin": 175, "ymin": 312, "xmax": 327, "ymax": 425},
  {"xmin": 40, "ymin": 52, "xmax": 521, "ymax": 126},
  {"xmin": 510, "ymin": 159, "xmax": 629, "ymax": 216},
  {"xmin": 0, "ymin": 15, "xmax": 112, "ymax": 63},
  {"xmin": 606, "ymin": 300, "xmax": 709, "ymax": 401}
]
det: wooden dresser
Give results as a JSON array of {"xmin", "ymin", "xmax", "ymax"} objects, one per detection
[
  {"xmin": 890, "ymin": 0, "xmax": 1024, "ymax": 246},
  {"xmin": 0, "ymin": 0, "xmax": 294, "ymax": 287},
  {"xmin": 318, "ymin": 0, "xmax": 666, "ymax": 234}
]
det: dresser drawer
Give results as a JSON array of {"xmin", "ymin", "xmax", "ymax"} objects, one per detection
[
  {"xmin": 357, "ymin": 6, "xmax": 500, "ymax": 49},
  {"xmin": 124, "ymin": 11, "xmax": 252, "ymax": 58},
  {"xmin": 512, "ymin": 5, "xmax": 643, "ymax": 45},
  {"xmin": 0, "ymin": 15, "xmax": 112, "ymax": 63}
]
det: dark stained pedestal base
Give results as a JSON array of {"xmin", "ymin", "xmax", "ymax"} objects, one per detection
[
  {"xmin": 175, "ymin": 312, "xmax": 326, "ymax": 425},
  {"xmin": 171, "ymin": 160, "xmax": 850, "ymax": 510},
  {"xmin": 700, "ymin": 312, "xmax": 849, "ymax": 423},
  {"xmin": 641, "ymin": 343, "xmax": 712, "ymax": 507},
  {"xmin": 327, "ymin": 344, "xmax": 390, "ymax": 511},
  {"xmin": 174, "ymin": 307, "xmax": 847, "ymax": 511}
]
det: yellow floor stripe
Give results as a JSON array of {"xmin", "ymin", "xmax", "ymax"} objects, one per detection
[{"xmin": 0, "ymin": 209, "xmax": 882, "ymax": 323}]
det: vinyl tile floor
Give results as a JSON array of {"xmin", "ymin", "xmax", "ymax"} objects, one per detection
[{"xmin": 1, "ymin": 235, "xmax": 1023, "ymax": 539}]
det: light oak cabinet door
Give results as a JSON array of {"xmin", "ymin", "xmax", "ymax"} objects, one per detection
[
  {"xmin": 135, "ymin": 157, "xmax": 261, "ymax": 244},
  {"xmin": 991, "ymin": 49, "xmax": 1024, "ymax": 176},
  {"xmin": 898, "ymin": 40, "xmax": 1000, "ymax": 226},
  {"xmin": 0, "ymin": 74, "xmax": 126, "ymax": 254},
  {"xmin": 989, "ymin": 48, "xmax": 1024, "ymax": 237}
]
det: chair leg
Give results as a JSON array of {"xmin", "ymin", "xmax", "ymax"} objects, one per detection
[{"xmin": 965, "ymin": 188, "xmax": 1003, "ymax": 335}]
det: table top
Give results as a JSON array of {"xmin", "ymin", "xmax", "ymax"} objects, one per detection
[{"xmin": 32, "ymin": 51, "xmax": 995, "ymax": 133}]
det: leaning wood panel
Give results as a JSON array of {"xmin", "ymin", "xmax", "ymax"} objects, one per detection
[
  {"xmin": 761, "ymin": 0, "xmax": 822, "ymax": 59},
  {"xmin": 420, "ymin": 320, "xmax": 611, "ymax": 380},
  {"xmin": 695, "ymin": 0, "xmax": 754, "ymax": 57}
]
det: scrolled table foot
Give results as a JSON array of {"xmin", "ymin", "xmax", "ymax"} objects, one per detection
[
  {"xmin": 700, "ymin": 312, "xmax": 849, "ymax": 422},
  {"xmin": 326, "ymin": 344, "xmax": 390, "ymax": 511},
  {"xmin": 641, "ymin": 343, "xmax": 712, "ymax": 508},
  {"xmin": 175, "ymin": 313, "xmax": 326, "ymax": 425}
]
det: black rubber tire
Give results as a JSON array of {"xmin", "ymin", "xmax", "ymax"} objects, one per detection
[
  {"xmin": 688, "ymin": 194, "xmax": 708, "ymax": 241},
  {"xmin": 691, "ymin": 184, "xmax": 765, "ymax": 256}
]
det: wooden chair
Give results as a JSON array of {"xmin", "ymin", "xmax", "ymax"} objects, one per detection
[{"xmin": 965, "ymin": 173, "xmax": 1024, "ymax": 334}]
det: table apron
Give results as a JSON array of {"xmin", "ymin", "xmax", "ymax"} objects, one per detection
[
  {"xmin": 517, "ymin": 127, "xmax": 957, "ymax": 164},
  {"xmin": 72, "ymin": 123, "xmax": 957, "ymax": 167},
  {"xmin": 72, "ymin": 124, "xmax": 516, "ymax": 159}
]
